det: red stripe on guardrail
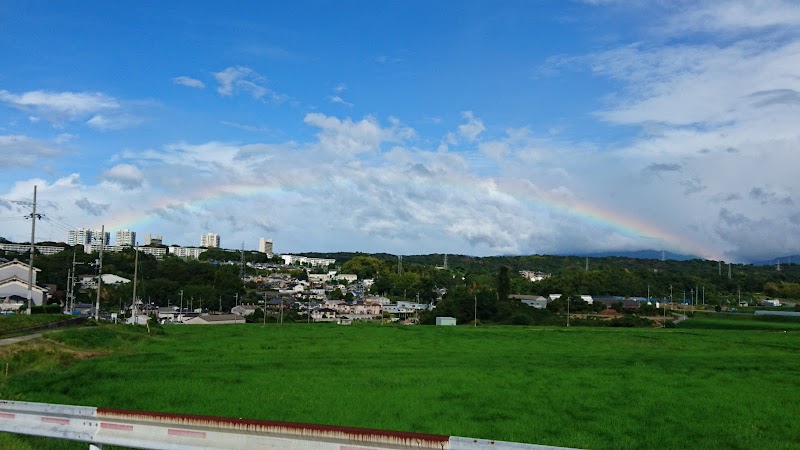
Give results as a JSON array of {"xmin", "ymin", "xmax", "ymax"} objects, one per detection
[
  {"xmin": 98, "ymin": 407, "xmax": 449, "ymax": 446},
  {"xmin": 41, "ymin": 417, "xmax": 70, "ymax": 425},
  {"xmin": 0, "ymin": 412, "xmax": 15, "ymax": 419},
  {"xmin": 168, "ymin": 428, "xmax": 207, "ymax": 439},
  {"xmin": 100, "ymin": 422, "xmax": 133, "ymax": 431}
]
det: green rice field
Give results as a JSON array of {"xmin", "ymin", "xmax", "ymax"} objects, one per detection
[{"xmin": 1, "ymin": 320, "xmax": 800, "ymax": 449}]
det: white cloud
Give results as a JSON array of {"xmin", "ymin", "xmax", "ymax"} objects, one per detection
[
  {"xmin": 172, "ymin": 76, "xmax": 205, "ymax": 89},
  {"xmin": 86, "ymin": 114, "xmax": 143, "ymax": 130},
  {"xmin": 589, "ymin": 40, "xmax": 800, "ymax": 127},
  {"xmin": 213, "ymin": 66, "xmax": 284, "ymax": 101},
  {"xmin": 54, "ymin": 133, "xmax": 76, "ymax": 144},
  {"xmin": 667, "ymin": 0, "xmax": 800, "ymax": 34},
  {"xmin": 304, "ymin": 113, "xmax": 414, "ymax": 155},
  {"xmin": 458, "ymin": 111, "xmax": 485, "ymax": 141},
  {"xmin": 328, "ymin": 95, "xmax": 353, "ymax": 107},
  {"xmin": 0, "ymin": 134, "xmax": 63, "ymax": 168},
  {"xmin": 0, "ymin": 89, "xmax": 119, "ymax": 123},
  {"xmin": 102, "ymin": 164, "xmax": 144, "ymax": 190}
]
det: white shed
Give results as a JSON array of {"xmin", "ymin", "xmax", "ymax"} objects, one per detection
[{"xmin": 436, "ymin": 317, "xmax": 457, "ymax": 326}]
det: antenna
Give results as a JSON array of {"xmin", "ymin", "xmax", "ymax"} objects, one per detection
[
  {"xmin": 443, "ymin": 253, "xmax": 448, "ymax": 270},
  {"xmin": 661, "ymin": 250, "xmax": 665, "ymax": 262},
  {"xmin": 585, "ymin": 257, "xmax": 588, "ymax": 271},
  {"xmin": 397, "ymin": 255, "xmax": 402, "ymax": 274},
  {"xmin": 777, "ymin": 259, "xmax": 781, "ymax": 272},
  {"xmin": 728, "ymin": 262, "xmax": 731, "ymax": 279}
]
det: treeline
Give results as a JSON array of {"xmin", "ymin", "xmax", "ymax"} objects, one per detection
[
  {"xmin": 2, "ymin": 246, "xmax": 246, "ymax": 311},
  {"xmin": 322, "ymin": 252, "xmax": 800, "ymax": 302}
]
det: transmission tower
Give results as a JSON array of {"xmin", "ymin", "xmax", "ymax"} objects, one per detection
[{"xmin": 239, "ymin": 242, "xmax": 245, "ymax": 279}]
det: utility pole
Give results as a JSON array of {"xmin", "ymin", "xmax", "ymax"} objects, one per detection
[
  {"xmin": 566, "ymin": 296, "xmax": 570, "ymax": 327},
  {"xmin": 473, "ymin": 295, "xmax": 477, "ymax": 327},
  {"xmin": 132, "ymin": 242, "xmax": 139, "ymax": 323},
  {"xmin": 94, "ymin": 225, "xmax": 104, "ymax": 321},
  {"xmin": 65, "ymin": 268, "xmax": 71, "ymax": 315},
  {"xmin": 69, "ymin": 250, "xmax": 79, "ymax": 315},
  {"xmin": 26, "ymin": 185, "xmax": 40, "ymax": 315},
  {"xmin": 179, "ymin": 290, "xmax": 184, "ymax": 323}
]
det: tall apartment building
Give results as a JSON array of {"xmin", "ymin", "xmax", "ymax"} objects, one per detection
[
  {"xmin": 169, "ymin": 246, "xmax": 207, "ymax": 259},
  {"xmin": 115, "ymin": 229, "xmax": 136, "ymax": 247},
  {"xmin": 200, "ymin": 232, "xmax": 220, "ymax": 248},
  {"xmin": 67, "ymin": 228, "xmax": 109, "ymax": 246},
  {"xmin": 144, "ymin": 234, "xmax": 163, "ymax": 246},
  {"xmin": 258, "ymin": 237, "xmax": 273, "ymax": 255}
]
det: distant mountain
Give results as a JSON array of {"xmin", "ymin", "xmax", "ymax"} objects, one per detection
[
  {"xmin": 752, "ymin": 255, "xmax": 800, "ymax": 267},
  {"xmin": 561, "ymin": 250, "xmax": 698, "ymax": 261}
]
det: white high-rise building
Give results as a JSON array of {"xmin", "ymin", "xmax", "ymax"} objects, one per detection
[
  {"xmin": 67, "ymin": 228, "xmax": 92, "ymax": 246},
  {"xmin": 144, "ymin": 234, "xmax": 163, "ymax": 246},
  {"xmin": 67, "ymin": 228, "xmax": 109, "ymax": 247},
  {"xmin": 258, "ymin": 237, "xmax": 273, "ymax": 255},
  {"xmin": 115, "ymin": 229, "xmax": 136, "ymax": 247},
  {"xmin": 200, "ymin": 232, "xmax": 220, "ymax": 248}
]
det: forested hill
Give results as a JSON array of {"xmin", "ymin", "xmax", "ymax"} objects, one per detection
[
  {"xmin": 305, "ymin": 251, "xmax": 726, "ymax": 276},
  {"xmin": 304, "ymin": 252, "xmax": 800, "ymax": 300}
]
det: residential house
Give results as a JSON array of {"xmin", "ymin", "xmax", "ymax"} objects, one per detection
[
  {"xmin": 0, "ymin": 259, "xmax": 48, "ymax": 307},
  {"xmin": 519, "ymin": 271, "xmax": 551, "ymax": 282},
  {"xmin": 510, "ymin": 294, "xmax": 549, "ymax": 309},
  {"xmin": 183, "ymin": 314, "xmax": 245, "ymax": 325},
  {"xmin": 231, "ymin": 304, "xmax": 258, "ymax": 317}
]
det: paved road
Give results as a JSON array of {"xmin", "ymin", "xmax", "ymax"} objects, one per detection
[
  {"xmin": 672, "ymin": 313, "xmax": 688, "ymax": 325},
  {"xmin": 0, "ymin": 333, "xmax": 42, "ymax": 347}
]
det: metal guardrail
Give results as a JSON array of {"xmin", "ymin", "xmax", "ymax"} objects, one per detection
[{"xmin": 0, "ymin": 400, "xmax": 577, "ymax": 450}]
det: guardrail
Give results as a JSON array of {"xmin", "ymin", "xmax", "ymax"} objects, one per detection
[{"xmin": 0, "ymin": 400, "xmax": 577, "ymax": 450}]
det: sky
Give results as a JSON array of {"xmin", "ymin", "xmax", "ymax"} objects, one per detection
[{"xmin": 1, "ymin": 0, "xmax": 799, "ymax": 263}]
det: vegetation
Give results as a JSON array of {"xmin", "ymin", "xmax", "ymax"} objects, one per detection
[
  {"xmin": 0, "ymin": 322, "xmax": 799, "ymax": 449},
  {"xmin": 3, "ymin": 245, "xmax": 800, "ymax": 326},
  {"xmin": 0, "ymin": 314, "xmax": 71, "ymax": 333}
]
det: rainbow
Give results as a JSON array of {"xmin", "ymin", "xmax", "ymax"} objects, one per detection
[{"xmin": 103, "ymin": 175, "xmax": 724, "ymax": 261}]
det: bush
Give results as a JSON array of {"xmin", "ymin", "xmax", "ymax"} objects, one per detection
[
  {"xmin": 27, "ymin": 304, "xmax": 61, "ymax": 314},
  {"xmin": 511, "ymin": 313, "xmax": 531, "ymax": 325}
]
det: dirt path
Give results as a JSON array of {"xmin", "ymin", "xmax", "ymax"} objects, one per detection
[{"xmin": 0, "ymin": 333, "xmax": 42, "ymax": 347}]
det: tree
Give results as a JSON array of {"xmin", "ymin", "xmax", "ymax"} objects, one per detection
[
  {"xmin": 341, "ymin": 256, "xmax": 387, "ymax": 279},
  {"xmin": 497, "ymin": 266, "xmax": 510, "ymax": 301}
]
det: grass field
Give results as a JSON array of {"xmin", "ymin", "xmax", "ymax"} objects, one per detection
[{"xmin": 1, "ymin": 321, "xmax": 800, "ymax": 449}]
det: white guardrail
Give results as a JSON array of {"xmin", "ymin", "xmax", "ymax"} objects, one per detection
[{"xmin": 0, "ymin": 400, "xmax": 578, "ymax": 450}]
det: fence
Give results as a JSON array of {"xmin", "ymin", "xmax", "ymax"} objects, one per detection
[{"xmin": 0, "ymin": 400, "xmax": 577, "ymax": 450}]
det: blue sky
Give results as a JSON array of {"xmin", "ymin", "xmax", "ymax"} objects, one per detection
[{"xmin": 2, "ymin": 1, "xmax": 800, "ymax": 262}]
